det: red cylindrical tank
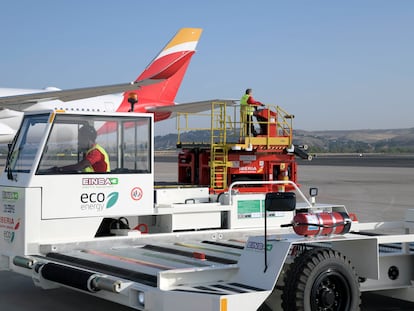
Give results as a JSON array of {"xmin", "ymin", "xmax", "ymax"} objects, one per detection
[{"xmin": 293, "ymin": 212, "xmax": 351, "ymax": 237}]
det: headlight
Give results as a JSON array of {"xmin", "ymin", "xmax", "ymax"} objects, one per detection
[{"xmin": 137, "ymin": 291, "xmax": 145, "ymax": 307}]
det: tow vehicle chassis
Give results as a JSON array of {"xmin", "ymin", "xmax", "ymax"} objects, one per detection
[
  {"xmin": 2, "ymin": 110, "xmax": 414, "ymax": 311},
  {"xmin": 9, "ymin": 220, "xmax": 414, "ymax": 311}
]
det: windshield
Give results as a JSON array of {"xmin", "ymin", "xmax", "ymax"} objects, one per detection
[
  {"xmin": 36, "ymin": 114, "xmax": 152, "ymax": 174},
  {"xmin": 6, "ymin": 113, "xmax": 50, "ymax": 178}
]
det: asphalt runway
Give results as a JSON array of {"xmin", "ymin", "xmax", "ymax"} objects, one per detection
[
  {"xmin": 156, "ymin": 153, "xmax": 414, "ymax": 168},
  {"xmin": 2, "ymin": 155, "xmax": 414, "ymax": 310},
  {"xmin": 298, "ymin": 153, "xmax": 414, "ymax": 168}
]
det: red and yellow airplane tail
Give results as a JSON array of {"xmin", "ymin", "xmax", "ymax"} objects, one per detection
[{"xmin": 118, "ymin": 28, "xmax": 203, "ymax": 120}]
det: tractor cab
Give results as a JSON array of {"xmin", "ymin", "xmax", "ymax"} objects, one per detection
[{"xmin": 0, "ymin": 110, "xmax": 154, "ymax": 248}]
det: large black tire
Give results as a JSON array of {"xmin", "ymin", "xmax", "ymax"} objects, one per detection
[{"xmin": 281, "ymin": 248, "xmax": 360, "ymax": 311}]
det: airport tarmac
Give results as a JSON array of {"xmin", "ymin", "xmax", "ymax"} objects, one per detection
[{"xmin": 1, "ymin": 158, "xmax": 414, "ymax": 310}]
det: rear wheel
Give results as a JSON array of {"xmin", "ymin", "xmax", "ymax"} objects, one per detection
[{"xmin": 281, "ymin": 248, "xmax": 360, "ymax": 311}]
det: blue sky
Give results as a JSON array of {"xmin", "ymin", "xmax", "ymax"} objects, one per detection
[{"xmin": 1, "ymin": 1, "xmax": 413, "ymax": 134}]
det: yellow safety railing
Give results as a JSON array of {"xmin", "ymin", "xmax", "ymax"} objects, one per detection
[
  {"xmin": 177, "ymin": 102, "xmax": 294, "ymax": 147},
  {"xmin": 176, "ymin": 101, "xmax": 238, "ymax": 146}
]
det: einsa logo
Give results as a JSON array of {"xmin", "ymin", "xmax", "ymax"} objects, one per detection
[
  {"xmin": 80, "ymin": 192, "xmax": 119, "ymax": 212},
  {"xmin": 246, "ymin": 241, "xmax": 273, "ymax": 252},
  {"xmin": 82, "ymin": 178, "xmax": 119, "ymax": 186}
]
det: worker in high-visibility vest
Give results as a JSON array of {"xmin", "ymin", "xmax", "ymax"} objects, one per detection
[
  {"xmin": 56, "ymin": 124, "xmax": 110, "ymax": 173},
  {"xmin": 240, "ymin": 88, "xmax": 264, "ymax": 136}
]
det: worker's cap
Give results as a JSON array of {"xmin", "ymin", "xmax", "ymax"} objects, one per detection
[{"xmin": 79, "ymin": 124, "xmax": 97, "ymax": 141}]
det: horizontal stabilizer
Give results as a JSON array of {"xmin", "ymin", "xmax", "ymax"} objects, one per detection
[{"xmin": 148, "ymin": 99, "xmax": 239, "ymax": 114}]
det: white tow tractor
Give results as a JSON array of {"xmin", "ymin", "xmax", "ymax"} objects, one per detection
[{"xmin": 2, "ymin": 110, "xmax": 414, "ymax": 311}]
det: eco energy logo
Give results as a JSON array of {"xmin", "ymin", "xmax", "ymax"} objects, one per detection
[{"xmin": 80, "ymin": 192, "xmax": 119, "ymax": 212}]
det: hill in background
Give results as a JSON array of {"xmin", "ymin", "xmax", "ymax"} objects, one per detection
[{"xmin": 155, "ymin": 128, "xmax": 414, "ymax": 153}]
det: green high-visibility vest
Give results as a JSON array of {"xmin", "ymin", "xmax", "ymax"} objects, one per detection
[{"xmin": 240, "ymin": 94, "xmax": 254, "ymax": 115}]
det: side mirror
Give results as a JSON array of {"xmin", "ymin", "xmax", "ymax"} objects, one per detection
[{"xmin": 265, "ymin": 192, "xmax": 296, "ymax": 212}]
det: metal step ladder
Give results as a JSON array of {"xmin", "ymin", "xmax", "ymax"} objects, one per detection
[{"xmin": 210, "ymin": 102, "xmax": 228, "ymax": 191}]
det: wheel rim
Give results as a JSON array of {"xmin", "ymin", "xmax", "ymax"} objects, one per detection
[{"xmin": 310, "ymin": 268, "xmax": 352, "ymax": 311}]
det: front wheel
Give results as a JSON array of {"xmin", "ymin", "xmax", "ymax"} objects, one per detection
[{"xmin": 281, "ymin": 248, "xmax": 360, "ymax": 311}]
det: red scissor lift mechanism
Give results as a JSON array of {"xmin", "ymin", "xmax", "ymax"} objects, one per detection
[{"xmin": 176, "ymin": 102, "xmax": 310, "ymax": 194}]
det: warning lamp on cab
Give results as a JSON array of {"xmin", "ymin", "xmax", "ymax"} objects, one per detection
[{"xmin": 128, "ymin": 93, "xmax": 138, "ymax": 112}]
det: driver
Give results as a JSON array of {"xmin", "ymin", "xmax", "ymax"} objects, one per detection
[{"xmin": 58, "ymin": 124, "xmax": 110, "ymax": 173}]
